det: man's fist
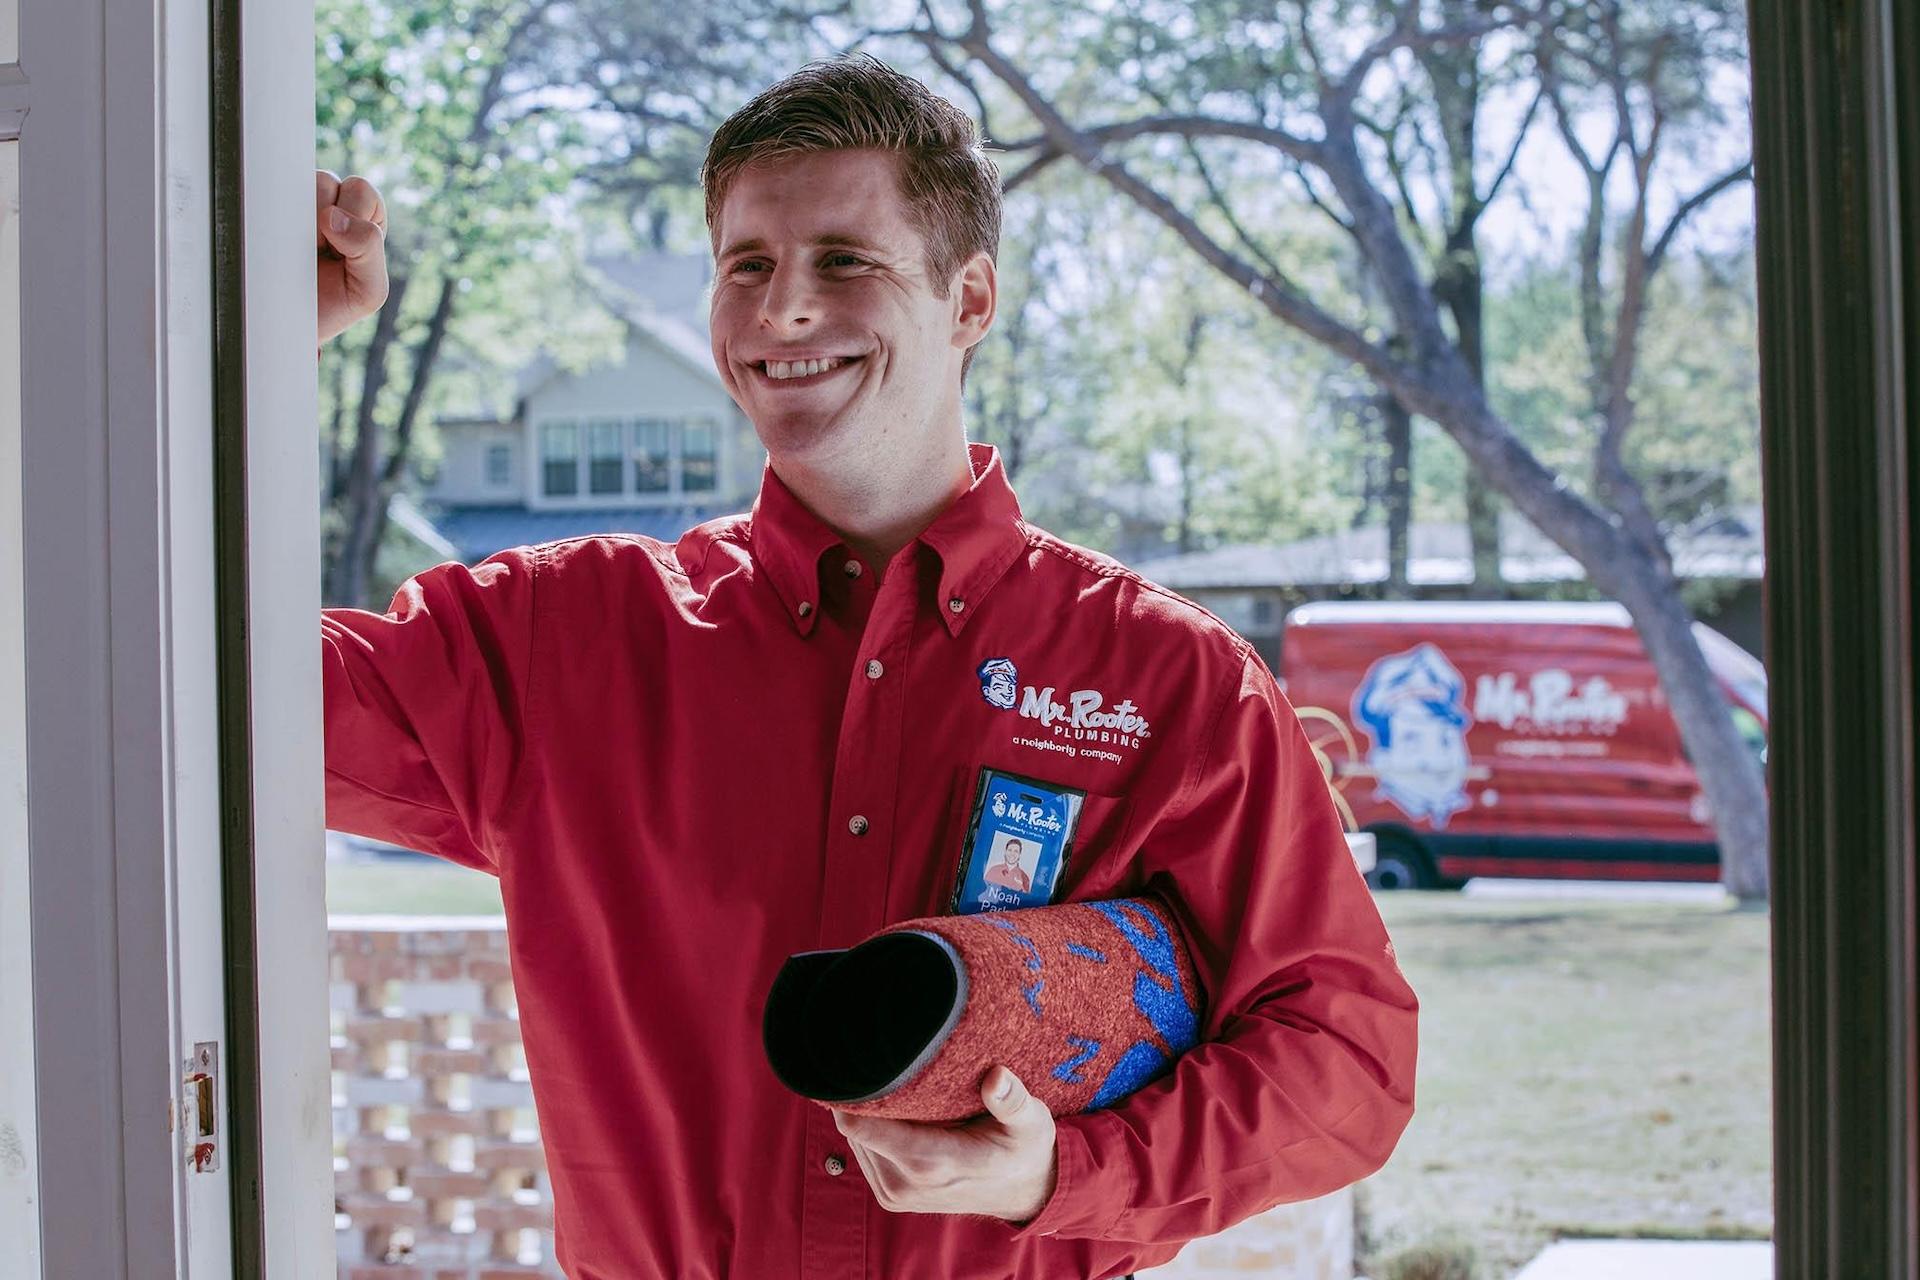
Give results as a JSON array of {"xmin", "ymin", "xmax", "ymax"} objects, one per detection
[{"xmin": 317, "ymin": 169, "xmax": 389, "ymax": 346}]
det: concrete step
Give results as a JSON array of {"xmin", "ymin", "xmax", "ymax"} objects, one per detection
[{"xmin": 1512, "ymin": 1240, "xmax": 1772, "ymax": 1280}]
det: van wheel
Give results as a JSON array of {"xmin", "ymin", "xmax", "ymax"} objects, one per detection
[{"xmin": 1365, "ymin": 830, "xmax": 1435, "ymax": 891}]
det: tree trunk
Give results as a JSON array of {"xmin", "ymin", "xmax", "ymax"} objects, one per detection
[
  {"xmin": 331, "ymin": 269, "xmax": 411, "ymax": 608},
  {"xmin": 1382, "ymin": 390, "xmax": 1412, "ymax": 597},
  {"xmin": 1465, "ymin": 474, "xmax": 1500, "ymax": 595},
  {"xmin": 350, "ymin": 274, "xmax": 461, "ymax": 596}
]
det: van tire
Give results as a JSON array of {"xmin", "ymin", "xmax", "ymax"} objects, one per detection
[{"xmin": 1365, "ymin": 829, "xmax": 1436, "ymax": 891}]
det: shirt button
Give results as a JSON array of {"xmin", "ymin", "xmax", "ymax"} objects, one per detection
[
  {"xmin": 947, "ymin": 596, "xmax": 964, "ymax": 614},
  {"xmin": 843, "ymin": 560, "xmax": 863, "ymax": 578},
  {"xmin": 824, "ymin": 1154, "xmax": 846, "ymax": 1176},
  {"xmin": 865, "ymin": 659, "xmax": 884, "ymax": 680},
  {"xmin": 796, "ymin": 600, "xmax": 813, "ymax": 618},
  {"xmin": 848, "ymin": 815, "xmax": 869, "ymax": 836}
]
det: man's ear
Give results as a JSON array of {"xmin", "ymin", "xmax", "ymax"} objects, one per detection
[{"xmin": 951, "ymin": 251, "xmax": 997, "ymax": 352}]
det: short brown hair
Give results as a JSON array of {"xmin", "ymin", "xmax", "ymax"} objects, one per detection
[{"xmin": 702, "ymin": 53, "xmax": 1002, "ymax": 374}]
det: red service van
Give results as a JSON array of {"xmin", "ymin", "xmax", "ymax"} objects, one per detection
[{"xmin": 1277, "ymin": 601, "xmax": 1768, "ymax": 889}]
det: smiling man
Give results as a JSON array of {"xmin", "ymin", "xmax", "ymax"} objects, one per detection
[{"xmin": 316, "ymin": 53, "xmax": 1417, "ymax": 1280}]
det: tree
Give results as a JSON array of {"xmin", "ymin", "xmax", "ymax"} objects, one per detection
[
  {"xmin": 318, "ymin": 0, "xmax": 618, "ymax": 607},
  {"xmin": 317, "ymin": 0, "xmax": 821, "ymax": 607},
  {"xmin": 876, "ymin": 0, "xmax": 1769, "ymax": 896}
]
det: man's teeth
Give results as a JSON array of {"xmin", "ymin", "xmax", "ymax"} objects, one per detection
[{"xmin": 764, "ymin": 357, "xmax": 848, "ymax": 380}]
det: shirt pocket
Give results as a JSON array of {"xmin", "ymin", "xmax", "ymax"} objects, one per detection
[{"xmin": 922, "ymin": 758, "xmax": 1136, "ymax": 915}]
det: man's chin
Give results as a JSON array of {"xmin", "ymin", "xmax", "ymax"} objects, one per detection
[{"xmin": 751, "ymin": 405, "xmax": 858, "ymax": 462}]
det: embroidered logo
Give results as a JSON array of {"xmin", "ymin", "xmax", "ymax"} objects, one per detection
[
  {"xmin": 982, "ymin": 660, "xmax": 1153, "ymax": 762},
  {"xmin": 1017, "ymin": 686, "xmax": 1151, "ymax": 747},
  {"xmin": 977, "ymin": 657, "xmax": 1019, "ymax": 710}
]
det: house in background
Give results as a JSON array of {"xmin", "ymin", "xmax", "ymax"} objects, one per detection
[
  {"xmin": 412, "ymin": 251, "xmax": 761, "ymax": 565},
  {"xmin": 1134, "ymin": 507, "xmax": 1766, "ymax": 671}
]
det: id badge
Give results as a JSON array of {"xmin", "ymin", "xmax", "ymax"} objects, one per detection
[{"xmin": 947, "ymin": 767, "xmax": 1086, "ymax": 915}]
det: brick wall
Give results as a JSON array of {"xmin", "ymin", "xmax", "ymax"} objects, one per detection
[
  {"xmin": 331, "ymin": 918, "xmax": 556, "ymax": 1279},
  {"xmin": 328, "ymin": 919, "xmax": 1354, "ymax": 1280}
]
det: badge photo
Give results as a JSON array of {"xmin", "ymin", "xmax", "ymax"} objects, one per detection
[{"xmin": 947, "ymin": 767, "xmax": 1086, "ymax": 915}]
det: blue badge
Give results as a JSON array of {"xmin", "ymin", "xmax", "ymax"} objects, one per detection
[{"xmin": 948, "ymin": 767, "xmax": 1086, "ymax": 915}]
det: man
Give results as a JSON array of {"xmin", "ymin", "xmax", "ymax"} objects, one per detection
[
  {"xmin": 985, "ymin": 837, "xmax": 1032, "ymax": 892},
  {"xmin": 318, "ymin": 53, "xmax": 1417, "ymax": 1280}
]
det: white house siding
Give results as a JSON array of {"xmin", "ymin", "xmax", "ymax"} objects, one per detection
[
  {"xmin": 425, "ymin": 421, "xmax": 523, "ymax": 505},
  {"xmin": 523, "ymin": 329, "xmax": 756, "ymax": 512}
]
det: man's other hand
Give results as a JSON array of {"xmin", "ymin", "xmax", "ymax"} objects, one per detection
[
  {"xmin": 826, "ymin": 1066, "xmax": 1059, "ymax": 1224},
  {"xmin": 317, "ymin": 169, "xmax": 389, "ymax": 347}
]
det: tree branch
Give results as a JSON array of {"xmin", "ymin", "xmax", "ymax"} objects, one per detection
[
  {"xmin": 994, "ymin": 114, "xmax": 1325, "ymax": 166},
  {"xmin": 1334, "ymin": 14, "xmax": 1511, "ymax": 108},
  {"xmin": 1647, "ymin": 160, "xmax": 1754, "ymax": 277},
  {"xmin": 948, "ymin": 17, "xmax": 1411, "ymax": 395},
  {"xmin": 1482, "ymin": 85, "xmax": 1544, "ymax": 208}
]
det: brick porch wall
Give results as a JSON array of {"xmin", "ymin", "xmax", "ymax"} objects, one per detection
[{"xmin": 327, "ymin": 919, "xmax": 1354, "ymax": 1280}]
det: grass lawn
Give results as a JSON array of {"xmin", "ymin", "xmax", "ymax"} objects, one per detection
[
  {"xmin": 326, "ymin": 860, "xmax": 1773, "ymax": 1278},
  {"xmin": 327, "ymin": 855, "xmax": 504, "ymax": 916},
  {"xmin": 1360, "ymin": 891, "xmax": 1773, "ymax": 1278}
]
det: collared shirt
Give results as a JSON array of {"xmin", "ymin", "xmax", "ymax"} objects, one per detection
[{"xmin": 322, "ymin": 442, "xmax": 1418, "ymax": 1280}]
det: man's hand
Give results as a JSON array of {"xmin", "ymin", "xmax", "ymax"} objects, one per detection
[
  {"xmin": 827, "ymin": 1066, "xmax": 1059, "ymax": 1224},
  {"xmin": 317, "ymin": 169, "xmax": 389, "ymax": 347}
]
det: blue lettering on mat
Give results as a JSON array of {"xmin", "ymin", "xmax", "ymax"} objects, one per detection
[
  {"xmin": 985, "ymin": 914, "xmax": 1045, "ymax": 971},
  {"xmin": 1091, "ymin": 1040, "xmax": 1171, "ymax": 1109},
  {"xmin": 1022, "ymin": 978, "xmax": 1045, "ymax": 1017},
  {"xmin": 1065, "ymin": 942, "xmax": 1107, "ymax": 962},
  {"xmin": 1078, "ymin": 899, "xmax": 1201, "ymax": 1109},
  {"xmin": 1052, "ymin": 1034, "xmax": 1101, "ymax": 1084}
]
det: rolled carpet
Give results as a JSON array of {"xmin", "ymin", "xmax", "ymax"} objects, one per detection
[{"xmin": 762, "ymin": 896, "xmax": 1204, "ymax": 1123}]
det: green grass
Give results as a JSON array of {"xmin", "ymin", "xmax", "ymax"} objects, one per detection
[
  {"xmin": 1359, "ymin": 892, "xmax": 1773, "ymax": 1278},
  {"xmin": 325, "ymin": 861, "xmax": 1773, "ymax": 1278},
  {"xmin": 326, "ymin": 856, "xmax": 504, "ymax": 916}
]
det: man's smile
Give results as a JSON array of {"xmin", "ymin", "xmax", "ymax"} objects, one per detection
[{"xmin": 750, "ymin": 354, "xmax": 867, "ymax": 387}]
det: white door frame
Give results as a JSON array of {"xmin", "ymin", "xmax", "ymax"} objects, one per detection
[{"xmin": 5, "ymin": 0, "xmax": 332, "ymax": 1274}]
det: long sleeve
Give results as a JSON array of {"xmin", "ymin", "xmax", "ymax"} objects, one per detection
[
  {"xmin": 1004, "ymin": 650, "xmax": 1419, "ymax": 1244},
  {"xmin": 320, "ymin": 546, "xmax": 543, "ymax": 875}
]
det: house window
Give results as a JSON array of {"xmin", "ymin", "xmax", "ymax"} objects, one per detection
[
  {"xmin": 540, "ymin": 421, "xmax": 579, "ymax": 496},
  {"xmin": 1252, "ymin": 596, "xmax": 1275, "ymax": 629},
  {"xmin": 632, "ymin": 419, "xmax": 671, "ymax": 493},
  {"xmin": 588, "ymin": 420, "xmax": 624, "ymax": 495},
  {"xmin": 485, "ymin": 443, "xmax": 511, "ymax": 488},
  {"xmin": 682, "ymin": 419, "xmax": 718, "ymax": 493}
]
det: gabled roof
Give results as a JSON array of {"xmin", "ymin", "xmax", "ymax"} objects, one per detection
[
  {"xmin": 434, "ymin": 250, "xmax": 725, "ymax": 422},
  {"xmin": 422, "ymin": 502, "xmax": 739, "ymax": 565},
  {"xmin": 1135, "ymin": 508, "xmax": 1764, "ymax": 590}
]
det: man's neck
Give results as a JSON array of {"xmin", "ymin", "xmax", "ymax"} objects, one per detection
[{"xmin": 771, "ymin": 430, "xmax": 974, "ymax": 576}]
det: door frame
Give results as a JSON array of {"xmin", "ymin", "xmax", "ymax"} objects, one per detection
[
  {"xmin": 1751, "ymin": 0, "xmax": 1920, "ymax": 1273},
  {"xmin": 7, "ymin": 0, "xmax": 333, "ymax": 1274}
]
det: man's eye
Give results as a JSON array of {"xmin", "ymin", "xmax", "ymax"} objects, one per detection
[
  {"xmin": 823, "ymin": 253, "xmax": 864, "ymax": 267},
  {"xmin": 729, "ymin": 260, "xmax": 769, "ymax": 274}
]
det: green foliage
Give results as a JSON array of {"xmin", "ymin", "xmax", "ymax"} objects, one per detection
[
  {"xmin": 1484, "ymin": 240, "xmax": 1761, "ymax": 524},
  {"xmin": 1375, "ymin": 1239, "xmax": 1482, "ymax": 1280}
]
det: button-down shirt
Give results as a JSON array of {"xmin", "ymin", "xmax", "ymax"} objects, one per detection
[{"xmin": 322, "ymin": 442, "xmax": 1418, "ymax": 1280}]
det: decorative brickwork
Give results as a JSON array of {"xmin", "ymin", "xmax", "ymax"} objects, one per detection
[
  {"xmin": 328, "ymin": 918, "xmax": 1354, "ymax": 1279},
  {"xmin": 330, "ymin": 918, "xmax": 557, "ymax": 1279}
]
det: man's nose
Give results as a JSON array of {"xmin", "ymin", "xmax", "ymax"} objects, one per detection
[{"xmin": 760, "ymin": 260, "xmax": 818, "ymax": 331}]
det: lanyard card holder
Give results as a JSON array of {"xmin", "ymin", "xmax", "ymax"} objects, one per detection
[{"xmin": 948, "ymin": 766, "xmax": 1086, "ymax": 915}]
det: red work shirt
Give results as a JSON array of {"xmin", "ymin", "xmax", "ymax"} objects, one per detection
[{"xmin": 322, "ymin": 442, "xmax": 1418, "ymax": 1280}]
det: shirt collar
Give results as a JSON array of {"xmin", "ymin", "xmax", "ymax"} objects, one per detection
[{"xmin": 748, "ymin": 441, "xmax": 1029, "ymax": 638}]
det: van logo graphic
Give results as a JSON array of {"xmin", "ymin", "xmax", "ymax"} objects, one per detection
[
  {"xmin": 1353, "ymin": 643, "xmax": 1473, "ymax": 829},
  {"xmin": 1473, "ymin": 669, "xmax": 1629, "ymax": 734},
  {"xmin": 978, "ymin": 657, "xmax": 1020, "ymax": 710}
]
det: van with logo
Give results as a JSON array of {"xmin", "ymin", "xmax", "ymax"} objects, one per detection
[{"xmin": 1277, "ymin": 601, "xmax": 1768, "ymax": 889}]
